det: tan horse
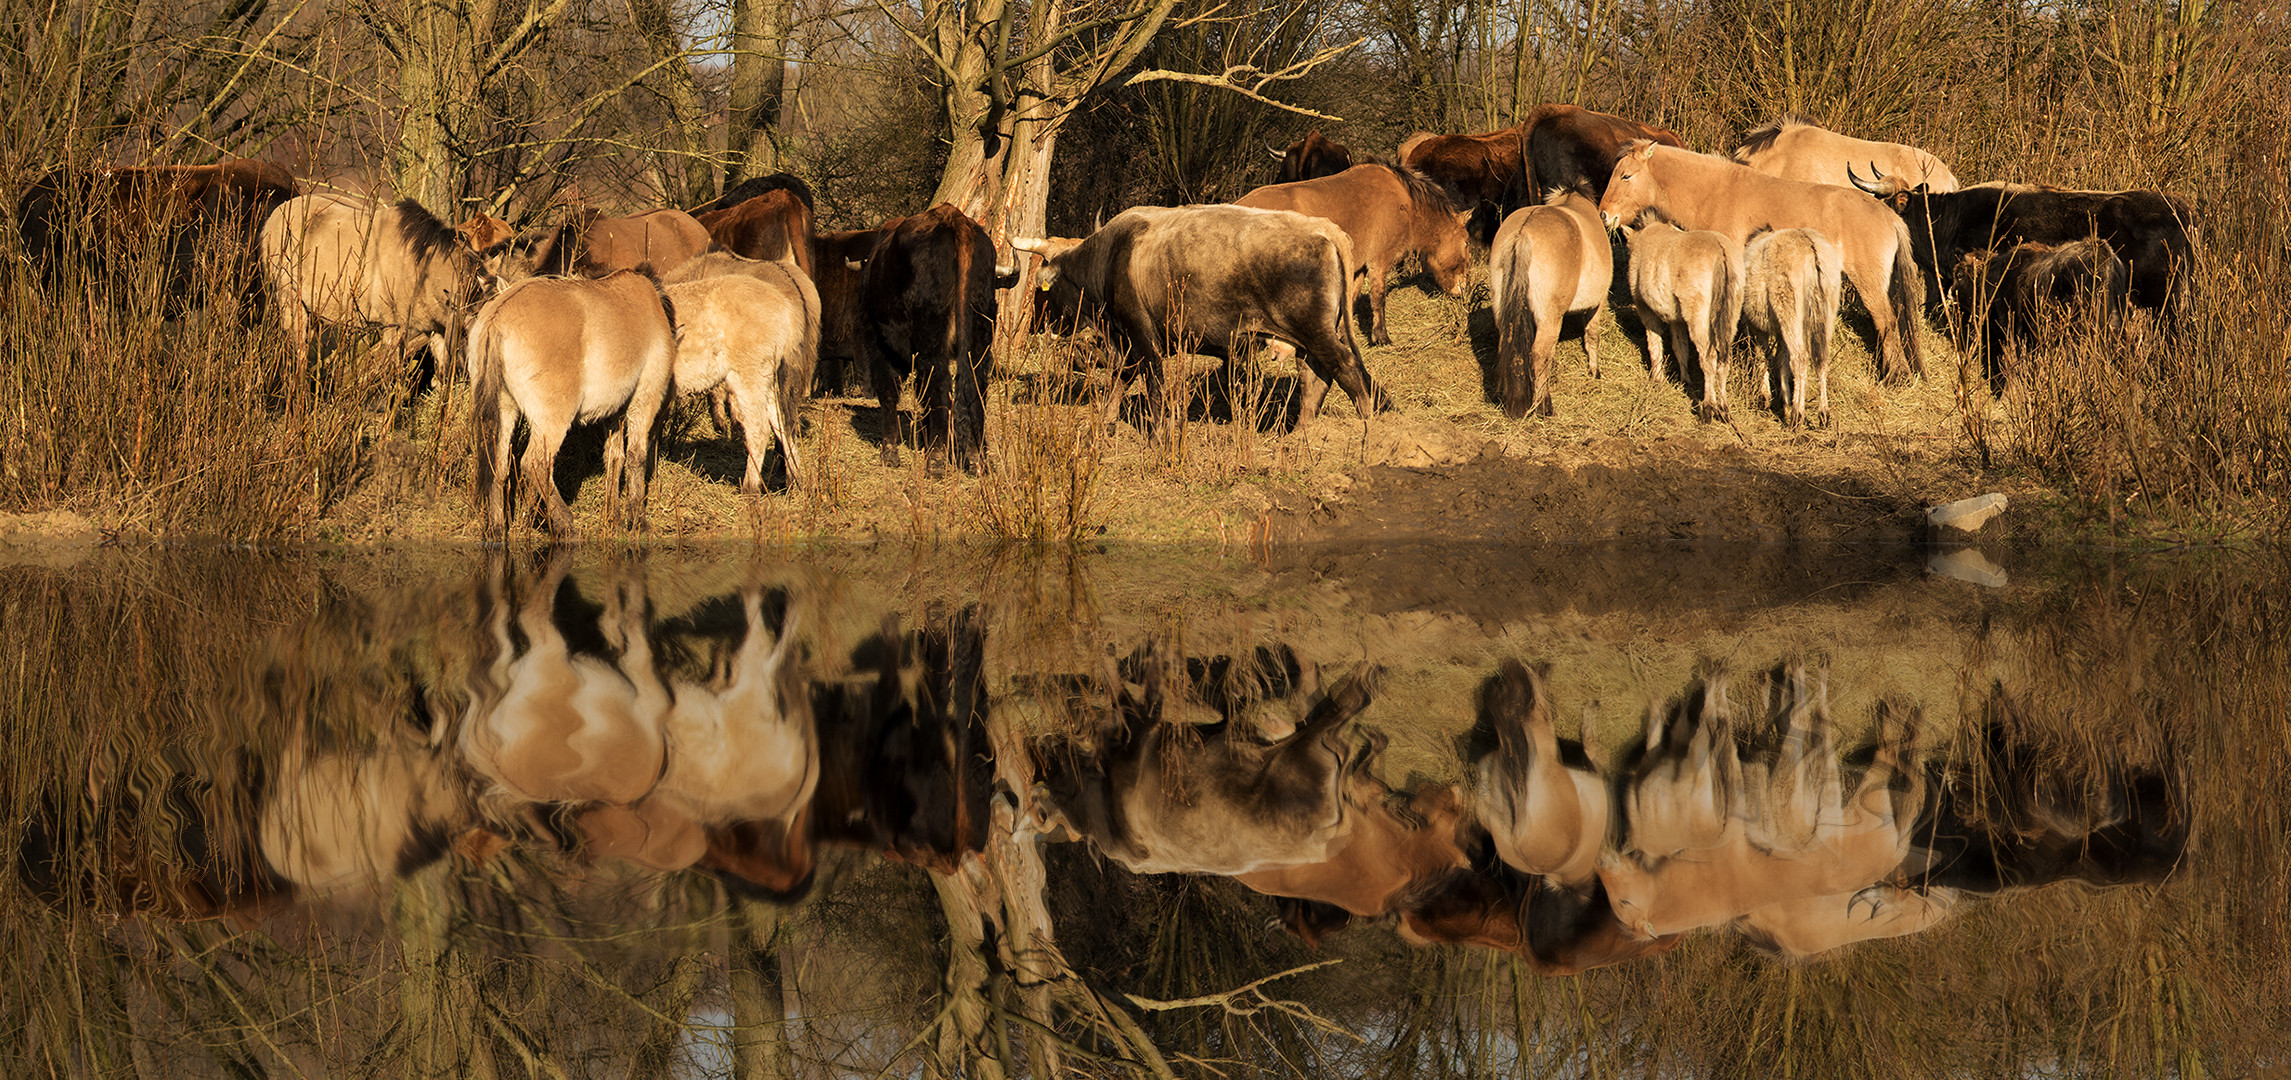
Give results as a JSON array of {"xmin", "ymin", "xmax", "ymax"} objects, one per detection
[
  {"xmin": 468, "ymin": 271, "xmax": 677, "ymax": 537},
  {"xmin": 1730, "ymin": 117, "xmax": 1961, "ymax": 192},
  {"xmin": 1488, "ymin": 191, "xmax": 1612, "ymax": 418},
  {"xmin": 260, "ymin": 192, "xmax": 486, "ymax": 377},
  {"xmin": 663, "ymin": 262, "xmax": 820, "ymax": 494},
  {"xmin": 1600, "ymin": 141, "xmax": 1926, "ymax": 384},
  {"xmin": 1622, "ymin": 222, "xmax": 1742, "ymax": 421},
  {"xmin": 1472, "ymin": 659, "xmax": 1608, "ymax": 888},
  {"xmin": 1740, "ymin": 227, "xmax": 1842, "ymax": 428}
]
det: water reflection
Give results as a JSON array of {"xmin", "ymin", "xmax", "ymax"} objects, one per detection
[{"xmin": 3, "ymin": 545, "xmax": 2277, "ymax": 1077}]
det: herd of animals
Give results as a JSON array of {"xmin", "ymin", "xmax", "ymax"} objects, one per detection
[
  {"xmin": 21, "ymin": 561, "xmax": 2190, "ymax": 972},
  {"xmin": 14, "ymin": 105, "xmax": 2197, "ymax": 536}
]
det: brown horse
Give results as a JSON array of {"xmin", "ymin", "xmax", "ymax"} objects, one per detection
[
  {"xmin": 663, "ymin": 263, "xmax": 820, "ymax": 493},
  {"xmin": 1488, "ymin": 192, "xmax": 1611, "ymax": 418},
  {"xmin": 698, "ymin": 190, "xmax": 815, "ymax": 277},
  {"xmin": 468, "ymin": 271, "xmax": 678, "ymax": 537},
  {"xmin": 260, "ymin": 193, "xmax": 487, "ymax": 379},
  {"xmin": 482, "ymin": 207, "xmax": 712, "ymax": 284},
  {"xmin": 1600, "ymin": 141, "xmax": 1927, "ymax": 383},
  {"xmin": 1235, "ymin": 163, "xmax": 1473, "ymax": 345},
  {"xmin": 17, "ymin": 159, "xmax": 299, "ymax": 315}
]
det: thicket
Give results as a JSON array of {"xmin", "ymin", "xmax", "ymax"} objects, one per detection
[{"xmin": 1, "ymin": 0, "xmax": 2285, "ymax": 539}]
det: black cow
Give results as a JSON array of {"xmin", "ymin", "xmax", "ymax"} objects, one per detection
[
  {"xmin": 1951, "ymin": 239, "xmax": 2130, "ymax": 391},
  {"xmin": 855, "ymin": 204, "xmax": 1015, "ymax": 474},
  {"xmin": 1271, "ymin": 131, "xmax": 1354, "ymax": 184},
  {"xmin": 1851, "ymin": 173, "xmax": 2195, "ymax": 323}
]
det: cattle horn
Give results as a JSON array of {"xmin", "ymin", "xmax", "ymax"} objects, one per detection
[
  {"xmin": 992, "ymin": 262, "xmax": 1020, "ymax": 288},
  {"xmin": 1267, "ymin": 143, "xmax": 1287, "ymax": 161},
  {"xmin": 1846, "ymin": 163, "xmax": 1887, "ymax": 195},
  {"xmin": 1009, "ymin": 237, "xmax": 1047, "ymax": 254}
]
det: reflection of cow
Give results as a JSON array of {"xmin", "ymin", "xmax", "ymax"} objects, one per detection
[
  {"xmin": 1234, "ymin": 769, "xmax": 1470, "ymax": 919},
  {"xmin": 1733, "ymin": 885, "xmax": 1962, "ymax": 959},
  {"xmin": 1036, "ymin": 656, "xmax": 1374, "ymax": 876}
]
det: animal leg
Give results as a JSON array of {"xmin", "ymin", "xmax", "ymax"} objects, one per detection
[
  {"xmin": 711, "ymin": 386, "xmax": 736, "ymax": 438},
  {"xmin": 520, "ymin": 423, "xmax": 573, "ymax": 537},
  {"xmin": 1367, "ymin": 262, "xmax": 1392, "ymax": 346},
  {"xmin": 1530, "ymin": 325, "xmax": 1559, "ymax": 419},
  {"xmin": 619, "ymin": 361, "xmax": 672, "ymax": 530},
  {"xmin": 870, "ymin": 357, "xmax": 906, "ymax": 467},
  {"xmin": 1583, "ymin": 303, "xmax": 1604, "ymax": 380},
  {"xmin": 1637, "ymin": 304, "xmax": 1667, "ymax": 383},
  {"xmin": 1693, "ymin": 318, "xmax": 1727, "ymax": 423},
  {"xmin": 485, "ymin": 397, "xmax": 518, "ymax": 537},
  {"xmin": 1850, "ymin": 265, "xmax": 1909, "ymax": 385}
]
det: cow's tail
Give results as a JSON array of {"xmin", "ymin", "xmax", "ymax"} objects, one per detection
[
  {"xmin": 1328, "ymin": 230, "xmax": 1385, "ymax": 413},
  {"xmin": 469, "ymin": 296, "xmax": 506, "ymax": 515},
  {"xmin": 1888, "ymin": 216, "xmax": 1926, "ymax": 378}
]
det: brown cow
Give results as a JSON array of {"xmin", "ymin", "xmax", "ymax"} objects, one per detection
[
  {"xmin": 1270, "ymin": 130, "xmax": 1354, "ymax": 184},
  {"xmin": 810, "ymin": 227, "xmax": 889, "ymax": 396},
  {"xmin": 17, "ymin": 159, "xmax": 300, "ymax": 315},
  {"xmin": 1731, "ymin": 117, "xmax": 1961, "ymax": 192},
  {"xmin": 697, "ymin": 189, "xmax": 816, "ymax": 278},
  {"xmin": 856, "ymin": 204, "xmax": 1014, "ymax": 473},
  {"xmin": 1401, "ymin": 104, "xmax": 1684, "ymax": 242},
  {"xmin": 1235, "ymin": 163, "xmax": 1472, "ymax": 345},
  {"xmin": 482, "ymin": 207, "xmax": 713, "ymax": 285}
]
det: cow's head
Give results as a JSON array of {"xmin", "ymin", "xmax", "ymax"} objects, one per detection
[
  {"xmin": 1008, "ymin": 236, "xmax": 1087, "ymax": 334},
  {"xmin": 1597, "ymin": 140, "xmax": 1662, "ymax": 231}
]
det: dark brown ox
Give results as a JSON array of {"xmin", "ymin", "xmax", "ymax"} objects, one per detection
[
  {"xmin": 482, "ymin": 207, "xmax": 713, "ymax": 285},
  {"xmin": 1489, "ymin": 192, "xmax": 1611, "ymax": 418},
  {"xmin": 1235, "ymin": 163, "xmax": 1472, "ymax": 345},
  {"xmin": 810, "ymin": 227, "xmax": 889, "ymax": 396},
  {"xmin": 1269, "ymin": 130, "xmax": 1354, "ymax": 184},
  {"xmin": 1401, "ymin": 105, "xmax": 1685, "ymax": 242},
  {"xmin": 16, "ymin": 159, "xmax": 299, "ymax": 315},
  {"xmin": 697, "ymin": 189, "xmax": 816, "ymax": 278},
  {"xmin": 260, "ymin": 193, "xmax": 487, "ymax": 379},
  {"xmin": 1949, "ymin": 238, "xmax": 2129, "ymax": 393},
  {"xmin": 855, "ymin": 204, "xmax": 1013, "ymax": 473},
  {"xmin": 1730, "ymin": 117, "xmax": 1961, "ymax": 192},
  {"xmin": 1013, "ymin": 205, "xmax": 1384, "ymax": 429},
  {"xmin": 1601, "ymin": 141, "xmax": 1928, "ymax": 383}
]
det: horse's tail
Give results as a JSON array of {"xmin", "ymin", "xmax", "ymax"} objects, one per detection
[
  {"xmin": 469, "ymin": 294, "xmax": 506, "ymax": 515},
  {"xmin": 784, "ymin": 263, "xmax": 822, "ymax": 417},
  {"xmin": 1808, "ymin": 238, "xmax": 1836, "ymax": 373},
  {"xmin": 1710, "ymin": 245, "xmax": 1741, "ymax": 374},
  {"xmin": 1888, "ymin": 216, "xmax": 1926, "ymax": 378},
  {"xmin": 1494, "ymin": 243, "xmax": 1534, "ymax": 419}
]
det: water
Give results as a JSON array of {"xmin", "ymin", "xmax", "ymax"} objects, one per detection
[{"xmin": 4, "ymin": 542, "xmax": 2283, "ymax": 1078}]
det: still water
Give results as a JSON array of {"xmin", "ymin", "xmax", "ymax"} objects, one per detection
[{"xmin": 4, "ymin": 541, "xmax": 2283, "ymax": 1078}]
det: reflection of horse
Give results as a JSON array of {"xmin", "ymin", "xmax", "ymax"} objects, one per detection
[
  {"xmin": 1733, "ymin": 885, "xmax": 1962, "ymax": 959},
  {"xmin": 1601, "ymin": 670, "xmax": 1925, "ymax": 940},
  {"xmin": 1471, "ymin": 659, "xmax": 1607, "ymax": 888}
]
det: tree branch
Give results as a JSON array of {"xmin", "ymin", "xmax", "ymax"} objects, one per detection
[{"xmin": 1123, "ymin": 34, "xmax": 1363, "ymax": 121}]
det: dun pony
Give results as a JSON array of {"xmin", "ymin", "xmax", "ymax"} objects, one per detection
[
  {"xmin": 1622, "ymin": 221, "xmax": 1743, "ymax": 421},
  {"xmin": 662, "ymin": 258, "xmax": 821, "ymax": 494},
  {"xmin": 468, "ymin": 270, "xmax": 678, "ymax": 537},
  {"xmin": 1740, "ymin": 227, "xmax": 1843, "ymax": 427},
  {"xmin": 260, "ymin": 193, "xmax": 486, "ymax": 381},
  {"xmin": 1488, "ymin": 191, "xmax": 1611, "ymax": 419}
]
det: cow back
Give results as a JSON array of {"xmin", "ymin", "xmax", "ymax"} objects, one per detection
[{"xmin": 699, "ymin": 191, "xmax": 816, "ymax": 278}]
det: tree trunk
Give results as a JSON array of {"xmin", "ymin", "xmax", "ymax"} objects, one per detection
[
  {"xmin": 629, "ymin": 0, "xmax": 715, "ymax": 205},
  {"xmin": 726, "ymin": 0, "xmax": 795, "ymax": 184}
]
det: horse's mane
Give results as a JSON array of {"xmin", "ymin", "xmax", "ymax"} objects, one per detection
[
  {"xmin": 1375, "ymin": 161, "xmax": 1460, "ymax": 218},
  {"xmin": 393, "ymin": 198, "xmax": 462, "ymax": 258},
  {"xmin": 694, "ymin": 172, "xmax": 816, "ymax": 216},
  {"xmin": 1730, "ymin": 115, "xmax": 1819, "ymax": 161}
]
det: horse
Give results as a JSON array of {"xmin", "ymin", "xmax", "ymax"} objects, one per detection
[
  {"xmin": 1730, "ymin": 117, "xmax": 1961, "ymax": 192},
  {"xmin": 1235, "ymin": 163, "xmax": 1473, "ymax": 346},
  {"xmin": 1488, "ymin": 191, "xmax": 1611, "ymax": 418},
  {"xmin": 697, "ymin": 189, "xmax": 815, "ymax": 277},
  {"xmin": 18, "ymin": 159, "xmax": 299, "ymax": 316},
  {"xmin": 1740, "ymin": 227, "xmax": 1842, "ymax": 427},
  {"xmin": 467, "ymin": 270, "xmax": 678, "ymax": 537},
  {"xmin": 481, "ymin": 207, "xmax": 712, "ymax": 285},
  {"xmin": 662, "ymin": 259, "xmax": 820, "ymax": 493},
  {"xmin": 1600, "ymin": 141, "xmax": 1927, "ymax": 384},
  {"xmin": 259, "ymin": 193, "xmax": 487, "ymax": 382},
  {"xmin": 1622, "ymin": 221, "xmax": 1742, "ymax": 421}
]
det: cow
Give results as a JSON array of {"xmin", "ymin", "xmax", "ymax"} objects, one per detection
[
  {"xmin": 1269, "ymin": 130, "xmax": 1354, "ymax": 184},
  {"xmin": 696, "ymin": 189, "xmax": 816, "ymax": 278},
  {"xmin": 17, "ymin": 159, "xmax": 299, "ymax": 316},
  {"xmin": 481, "ymin": 207, "xmax": 713, "ymax": 285},
  {"xmin": 1732, "ymin": 885, "xmax": 1964, "ymax": 960},
  {"xmin": 1949, "ymin": 238, "xmax": 2130, "ymax": 392},
  {"xmin": 1401, "ymin": 104, "xmax": 1685, "ymax": 243},
  {"xmin": 1601, "ymin": 141, "xmax": 1928, "ymax": 383},
  {"xmin": 1731, "ymin": 117, "xmax": 1961, "ymax": 192},
  {"xmin": 1488, "ymin": 191, "xmax": 1611, "ymax": 418},
  {"xmin": 260, "ymin": 193, "xmax": 488, "ymax": 384},
  {"xmin": 854, "ymin": 204, "xmax": 1012, "ymax": 474},
  {"xmin": 1235, "ymin": 163, "xmax": 1473, "ymax": 346},
  {"xmin": 810, "ymin": 227, "xmax": 890, "ymax": 396},
  {"xmin": 1012, "ymin": 205, "xmax": 1384, "ymax": 431},
  {"xmin": 1849, "ymin": 171, "xmax": 2195, "ymax": 322}
]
